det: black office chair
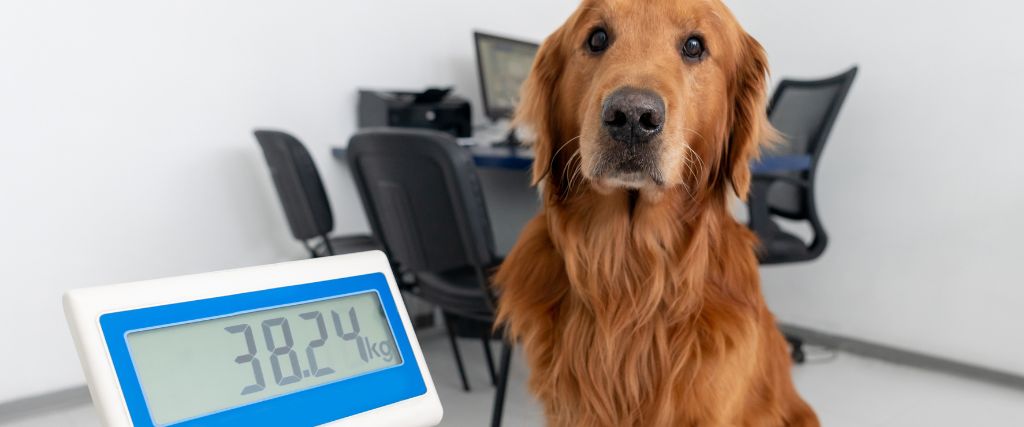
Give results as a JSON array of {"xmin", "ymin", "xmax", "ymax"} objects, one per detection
[
  {"xmin": 344, "ymin": 127, "xmax": 500, "ymax": 395},
  {"xmin": 747, "ymin": 67, "xmax": 858, "ymax": 361},
  {"xmin": 347, "ymin": 128, "xmax": 512, "ymax": 427},
  {"xmin": 254, "ymin": 130, "xmax": 381, "ymax": 257}
]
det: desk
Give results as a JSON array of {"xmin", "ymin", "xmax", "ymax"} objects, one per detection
[
  {"xmin": 331, "ymin": 144, "xmax": 535, "ymax": 171},
  {"xmin": 332, "ymin": 145, "xmax": 809, "ymax": 174},
  {"xmin": 330, "ymin": 142, "xmax": 809, "ymax": 255},
  {"xmin": 330, "ymin": 143, "xmax": 537, "ymax": 256},
  {"xmin": 464, "ymin": 144, "xmax": 534, "ymax": 170}
]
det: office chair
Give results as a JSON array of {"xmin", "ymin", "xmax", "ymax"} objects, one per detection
[
  {"xmin": 254, "ymin": 130, "xmax": 381, "ymax": 257},
  {"xmin": 343, "ymin": 127, "xmax": 499, "ymax": 395},
  {"xmin": 747, "ymin": 66, "xmax": 858, "ymax": 362},
  {"xmin": 347, "ymin": 128, "xmax": 512, "ymax": 427}
]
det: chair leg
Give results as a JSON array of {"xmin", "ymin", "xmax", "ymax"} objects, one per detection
[
  {"xmin": 481, "ymin": 333, "xmax": 497, "ymax": 386},
  {"xmin": 302, "ymin": 240, "xmax": 318, "ymax": 258},
  {"xmin": 320, "ymin": 234, "xmax": 335, "ymax": 256},
  {"xmin": 443, "ymin": 313, "xmax": 471, "ymax": 391},
  {"xmin": 490, "ymin": 340, "xmax": 513, "ymax": 427}
]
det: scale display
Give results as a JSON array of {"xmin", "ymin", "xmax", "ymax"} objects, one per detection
[
  {"xmin": 126, "ymin": 291, "xmax": 401, "ymax": 425},
  {"xmin": 64, "ymin": 251, "xmax": 443, "ymax": 427}
]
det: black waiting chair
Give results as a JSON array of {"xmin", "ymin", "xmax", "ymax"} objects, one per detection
[
  {"xmin": 345, "ymin": 127, "xmax": 501, "ymax": 395},
  {"xmin": 347, "ymin": 128, "xmax": 512, "ymax": 427},
  {"xmin": 747, "ymin": 66, "xmax": 858, "ymax": 361},
  {"xmin": 254, "ymin": 130, "xmax": 381, "ymax": 257}
]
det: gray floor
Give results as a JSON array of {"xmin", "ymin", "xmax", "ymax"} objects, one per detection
[{"xmin": 4, "ymin": 329, "xmax": 1024, "ymax": 426}]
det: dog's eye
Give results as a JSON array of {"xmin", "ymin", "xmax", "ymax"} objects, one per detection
[
  {"xmin": 587, "ymin": 28, "xmax": 610, "ymax": 53},
  {"xmin": 681, "ymin": 36, "xmax": 706, "ymax": 61}
]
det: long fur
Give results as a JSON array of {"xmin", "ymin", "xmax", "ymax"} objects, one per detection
[{"xmin": 494, "ymin": 1, "xmax": 817, "ymax": 425}]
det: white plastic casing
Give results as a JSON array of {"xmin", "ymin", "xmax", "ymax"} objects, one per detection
[{"xmin": 63, "ymin": 251, "xmax": 443, "ymax": 427}]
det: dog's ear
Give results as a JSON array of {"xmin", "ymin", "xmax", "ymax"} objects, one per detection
[
  {"xmin": 513, "ymin": 27, "xmax": 566, "ymax": 187},
  {"xmin": 726, "ymin": 33, "xmax": 776, "ymax": 200}
]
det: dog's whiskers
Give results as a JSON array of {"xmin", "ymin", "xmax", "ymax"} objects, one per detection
[
  {"xmin": 678, "ymin": 129, "xmax": 707, "ymax": 202},
  {"xmin": 538, "ymin": 135, "xmax": 582, "ymax": 183},
  {"xmin": 562, "ymin": 150, "xmax": 585, "ymax": 199},
  {"xmin": 678, "ymin": 146, "xmax": 699, "ymax": 202},
  {"xmin": 683, "ymin": 146, "xmax": 701, "ymax": 180},
  {"xmin": 680, "ymin": 129, "xmax": 707, "ymax": 169}
]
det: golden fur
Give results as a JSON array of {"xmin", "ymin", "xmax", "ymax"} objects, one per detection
[{"xmin": 493, "ymin": 0, "xmax": 818, "ymax": 425}]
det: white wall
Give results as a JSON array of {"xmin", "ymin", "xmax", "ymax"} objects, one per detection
[
  {"xmin": 729, "ymin": 0, "xmax": 1024, "ymax": 375},
  {"xmin": 5, "ymin": 0, "xmax": 1023, "ymax": 406},
  {"xmin": 0, "ymin": 0, "xmax": 574, "ymax": 403}
]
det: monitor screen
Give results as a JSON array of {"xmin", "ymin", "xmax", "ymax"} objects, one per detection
[
  {"xmin": 474, "ymin": 32, "xmax": 539, "ymax": 121},
  {"xmin": 125, "ymin": 290, "xmax": 401, "ymax": 425}
]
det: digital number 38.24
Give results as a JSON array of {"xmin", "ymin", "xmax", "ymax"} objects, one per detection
[{"xmin": 224, "ymin": 307, "xmax": 396, "ymax": 396}]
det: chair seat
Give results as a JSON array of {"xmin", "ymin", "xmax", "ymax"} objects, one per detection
[
  {"xmin": 757, "ymin": 230, "xmax": 816, "ymax": 265},
  {"xmin": 449, "ymin": 313, "xmax": 500, "ymax": 338},
  {"xmin": 416, "ymin": 266, "xmax": 495, "ymax": 321}
]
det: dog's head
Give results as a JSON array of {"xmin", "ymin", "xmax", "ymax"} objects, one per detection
[{"xmin": 517, "ymin": 0, "xmax": 773, "ymax": 202}]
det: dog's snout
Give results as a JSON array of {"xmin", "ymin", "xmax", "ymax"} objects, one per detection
[{"xmin": 601, "ymin": 87, "xmax": 666, "ymax": 145}]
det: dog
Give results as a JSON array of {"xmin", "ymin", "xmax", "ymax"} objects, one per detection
[{"xmin": 493, "ymin": 0, "xmax": 819, "ymax": 425}]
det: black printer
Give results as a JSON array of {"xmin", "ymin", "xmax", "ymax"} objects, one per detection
[{"xmin": 357, "ymin": 88, "xmax": 472, "ymax": 137}]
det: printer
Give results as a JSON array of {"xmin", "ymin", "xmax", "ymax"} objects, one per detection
[{"xmin": 357, "ymin": 88, "xmax": 472, "ymax": 138}]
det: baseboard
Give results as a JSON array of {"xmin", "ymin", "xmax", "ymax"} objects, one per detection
[
  {"xmin": 0, "ymin": 385, "xmax": 90, "ymax": 424},
  {"xmin": 781, "ymin": 323, "xmax": 1024, "ymax": 391}
]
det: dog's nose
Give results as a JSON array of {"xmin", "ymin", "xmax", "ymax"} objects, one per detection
[{"xmin": 601, "ymin": 87, "xmax": 665, "ymax": 145}]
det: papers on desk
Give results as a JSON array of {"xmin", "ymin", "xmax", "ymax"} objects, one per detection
[{"xmin": 459, "ymin": 120, "xmax": 515, "ymax": 146}]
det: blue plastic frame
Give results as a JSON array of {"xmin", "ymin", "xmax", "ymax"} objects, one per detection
[{"xmin": 99, "ymin": 272, "xmax": 426, "ymax": 427}]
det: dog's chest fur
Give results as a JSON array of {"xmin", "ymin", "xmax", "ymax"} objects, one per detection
[{"xmin": 496, "ymin": 195, "xmax": 768, "ymax": 426}]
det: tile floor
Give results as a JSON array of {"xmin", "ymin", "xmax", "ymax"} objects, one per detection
[{"xmin": 4, "ymin": 329, "xmax": 1024, "ymax": 426}]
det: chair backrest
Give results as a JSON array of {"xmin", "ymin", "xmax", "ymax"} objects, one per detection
[
  {"xmin": 346, "ymin": 128, "xmax": 497, "ymax": 274},
  {"xmin": 765, "ymin": 66, "xmax": 858, "ymax": 219},
  {"xmin": 254, "ymin": 130, "xmax": 333, "ymax": 241}
]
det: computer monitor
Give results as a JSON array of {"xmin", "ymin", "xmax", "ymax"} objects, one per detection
[{"xmin": 474, "ymin": 31, "xmax": 539, "ymax": 121}]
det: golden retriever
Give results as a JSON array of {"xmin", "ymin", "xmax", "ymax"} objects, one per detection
[{"xmin": 493, "ymin": 0, "xmax": 818, "ymax": 425}]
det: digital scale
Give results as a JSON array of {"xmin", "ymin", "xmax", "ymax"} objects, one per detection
[{"xmin": 63, "ymin": 251, "xmax": 443, "ymax": 427}]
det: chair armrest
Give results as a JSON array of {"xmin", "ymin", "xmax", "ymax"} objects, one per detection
[
  {"xmin": 751, "ymin": 154, "xmax": 812, "ymax": 174},
  {"xmin": 746, "ymin": 172, "xmax": 810, "ymax": 239},
  {"xmin": 746, "ymin": 177, "xmax": 777, "ymax": 241},
  {"xmin": 748, "ymin": 172, "xmax": 830, "ymax": 260}
]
